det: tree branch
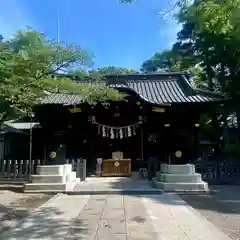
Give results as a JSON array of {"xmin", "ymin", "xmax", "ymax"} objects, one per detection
[{"xmin": 37, "ymin": 59, "xmax": 76, "ymax": 79}]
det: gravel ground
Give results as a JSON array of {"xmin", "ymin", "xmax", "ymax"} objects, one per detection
[
  {"xmin": 0, "ymin": 192, "xmax": 54, "ymax": 235},
  {"xmin": 180, "ymin": 186, "xmax": 240, "ymax": 240}
]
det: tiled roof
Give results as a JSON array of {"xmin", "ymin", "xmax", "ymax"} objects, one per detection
[
  {"xmin": 126, "ymin": 79, "xmax": 219, "ymax": 104},
  {"xmin": 41, "ymin": 93, "xmax": 83, "ymax": 105},
  {"xmin": 4, "ymin": 120, "xmax": 40, "ymax": 129},
  {"xmin": 40, "ymin": 73, "xmax": 224, "ymax": 105}
]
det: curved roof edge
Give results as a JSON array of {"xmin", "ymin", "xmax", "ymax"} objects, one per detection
[
  {"xmin": 41, "ymin": 72, "xmax": 227, "ymax": 105},
  {"xmin": 181, "ymin": 75, "xmax": 229, "ymax": 100}
]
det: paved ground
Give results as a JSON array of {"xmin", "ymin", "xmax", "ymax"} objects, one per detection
[
  {"xmin": 1, "ymin": 179, "xmax": 240, "ymax": 239},
  {"xmin": 180, "ymin": 185, "xmax": 240, "ymax": 240},
  {"xmin": 0, "ymin": 190, "xmax": 53, "ymax": 235},
  {"xmin": 0, "ymin": 192, "xmax": 231, "ymax": 240},
  {"xmin": 73, "ymin": 177, "xmax": 157, "ymax": 191}
]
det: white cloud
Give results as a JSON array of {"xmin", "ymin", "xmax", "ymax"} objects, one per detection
[{"xmin": 0, "ymin": 0, "xmax": 37, "ymax": 39}]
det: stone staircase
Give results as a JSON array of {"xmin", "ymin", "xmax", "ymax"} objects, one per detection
[
  {"xmin": 24, "ymin": 164, "xmax": 79, "ymax": 193},
  {"xmin": 152, "ymin": 164, "xmax": 208, "ymax": 192}
]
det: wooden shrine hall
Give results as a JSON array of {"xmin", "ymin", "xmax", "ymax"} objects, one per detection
[{"xmin": 30, "ymin": 72, "xmax": 225, "ymax": 177}]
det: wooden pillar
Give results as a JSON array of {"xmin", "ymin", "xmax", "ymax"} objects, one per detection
[
  {"xmin": 87, "ymin": 123, "xmax": 96, "ymax": 174},
  {"xmin": 140, "ymin": 124, "xmax": 144, "ymax": 161},
  {"xmin": 193, "ymin": 124, "xmax": 200, "ymax": 159},
  {"xmin": 211, "ymin": 106, "xmax": 220, "ymax": 156}
]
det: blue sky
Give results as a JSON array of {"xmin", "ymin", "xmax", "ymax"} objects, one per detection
[{"xmin": 0, "ymin": 0, "xmax": 181, "ymax": 70}]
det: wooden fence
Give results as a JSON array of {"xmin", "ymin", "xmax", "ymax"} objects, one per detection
[
  {"xmin": 0, "ymin": 159, "xmax": 86, "ymax": 181},
  {"xmin": 195, "ymin": 162, "xmax": 240, "ymax": 184},
  {"xmin": 66, "ymin": 158, "xmax": 86, "ymax": 180},
  {"xmin": 1, "ymin": 157, "xmax": 239, "ymax": 184}
]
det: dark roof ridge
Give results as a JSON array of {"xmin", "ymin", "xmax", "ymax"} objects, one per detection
[
  {"xmin": 100, "ymin": 71, "xmax": 189, "ymax": 77},
  {"xmin": 53, "ymin": 72, "xmax": 190, "ymax": 81},
  {"xmin": 181, "ymin": 75, "xmax": 227, "ymax": 99}
]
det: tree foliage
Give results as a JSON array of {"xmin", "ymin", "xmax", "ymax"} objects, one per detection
[
  {"xmin": 120, "ymin": 0, "xmax": 189, "ymax": 15},
  {"xmin": 196, "ymin": 0, "xmax": 240, "ymax": 37},
  {"xmin": 135, "ymin": 0, "xmax": 240, "ymax": 135},
  {"xmin": 70, "ymin": 66, "xmax": 138, "ymax": 78},
  {"xmin": 0, "ymin": 30, "xmax": 124, "ymax": 125},
  {"xmin": 139, "ymin": 0, "xmax": 240, "ymax": 95}
]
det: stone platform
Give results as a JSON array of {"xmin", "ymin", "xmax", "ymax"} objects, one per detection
[
  {"xmin": 24, "ymin": 164, "xmax": 79, "ymax": 193},
  {"xmin": 152, "ymin": 164, "xmax": 208, "ymax": 192}
]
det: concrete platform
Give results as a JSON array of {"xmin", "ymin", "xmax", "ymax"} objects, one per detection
[
  {"xmin": 24, "ymin": 179, "xmax": 79, "ymax": 193},
  {"xmin": 152, "ymin": 177, "xmax": 208, "ymax": 192},
  {"xmin": 24, "ymin": 164, "xmax": 78, "ymax": 193},
  {"xmin": 156, "ymin": 172, "xmax": 202, "ymax": 183},
  {"xmin": 153, "ymin": 164, "xmax": 209, "ymax": 193}
]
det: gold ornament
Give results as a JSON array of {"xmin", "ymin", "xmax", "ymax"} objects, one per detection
[
  {"xmin": 114, "ymin": 161, "xmax": 120, "ymax": 167},
  {"xmin": 175, "ymin": 151, "xmax": 182, "ymax": 158},
  {"xmin": 50, "ymin": 151, "xmax": 56, "ymax": 158}
]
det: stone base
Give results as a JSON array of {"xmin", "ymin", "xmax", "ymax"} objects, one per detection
[
  {"xmin": 24, "ymin": 180, "xmax": 79, "ymax": 193},
  {"xmin": 156, "ymin": 172, "xmax": 202, "ymax": 183},
  {"xmin": 24, "ymin": 164, "xmax": 78, "ymax": 193},
  {"xmin": 153, "ymin": 164, "xmax": 209, "ymax": 193},
  {"xmin": 152, "ymin": 177, "xmax": 208, "ymax": 192}
]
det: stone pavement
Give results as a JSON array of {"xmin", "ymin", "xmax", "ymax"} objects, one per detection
[
  {"xmin": 73, "ymin": 177, "xmax": 161, "ymax": 194},
  {"xmin": 0, "ymin": 190, "xmax": 21, "ymax": 206},
  {"xmin": 0, "ymin": 192, "xmax": 231, "ymax": 240},
  {"xmin": 0, "ymin": 190, "xmax": 53, "ymax": 234},
  {"xmin": 181, "ymin": 185, "xmax": 240, "ymax": 240},
  {"xmin": 74, "ymin": 177, "xmax": 153, "ymax": 189}
]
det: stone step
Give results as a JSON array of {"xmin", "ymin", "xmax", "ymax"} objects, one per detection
[
  {"xmin": 66, "ymin": 172, "xmax": 76, "ymax": 182},
  {"xmin": 156, "ymin": 172, "xmax": 202, "ymax": 183},
  {"xmin": 31, "ymin": 172, "xmax": 77, "ymax": 184},
  {"xmin": 31, "ymin": 175, "xmax": 67, "ymax": 184},
  {"xmin": 68, "ymin": 189, "xmax": 163, "ymax": 195},
  {"xmin": 37, "ymin": 164, "xmax": 72, "ymax": 176},
  {"xmin": 152, "ymin": 177, "xmax": 208, "ymax": 192},
  {"xmin": 24, "ymin": 179, "xmax": 78, "ymax": 193},
  {"xmin": 160, "ymin": 164, "xmax": 195, "ymax": 174}
]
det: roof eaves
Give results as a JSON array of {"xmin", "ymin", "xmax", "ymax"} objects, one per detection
[
  {"xmin": 181, "ymin": 75, "xmax": 228, "ymax": 101},
  {"xmin": 4, "ymin": 120, "xmax": 40, "ymax": 129}
]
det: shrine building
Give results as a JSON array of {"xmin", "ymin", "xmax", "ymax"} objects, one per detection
[{"xmin": 4, "ymin": 72, "xmax": 227, "ymax": 177}]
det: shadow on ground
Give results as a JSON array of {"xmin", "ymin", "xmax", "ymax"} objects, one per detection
[
  {"xmin": 106, "ymin": 178, "xmax": 240, "ymax": 240},
  {"xmin": 106, "ymin": 178, "xmax": 240, "ymax": 215},
  {"xmin": 0, "ymin": 197, "xmax": 91, "ymax": 239},
  {"xmin": 0, "ymin": 185, "xmax": 23, "ymax": 193}
]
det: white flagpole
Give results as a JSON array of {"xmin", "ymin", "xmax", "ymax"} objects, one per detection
[{"xmin": 57, "ymin": 7, "xmax": 60, "ymax": 43}]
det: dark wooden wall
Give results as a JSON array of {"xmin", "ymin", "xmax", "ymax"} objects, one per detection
[{"xmin": 33, "ymin": 96, "xmax": 216, "ymax": 171}]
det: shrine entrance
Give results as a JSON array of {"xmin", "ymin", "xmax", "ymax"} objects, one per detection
[{"xmin": 88, "ymin": 112, "xmax": 144, "ymax": 177}]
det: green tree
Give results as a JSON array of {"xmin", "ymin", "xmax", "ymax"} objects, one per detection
[
  {"xmin": 175, "ymin": 0, "xmax": 240, "ymax": 144},
  {"xmin": 120, "ymin": 0, "xmax": 189, "ymax": 14},
  {"xmin": 0, "ymin": 30, "xmax": 123, "ymax": 125},
  {"xmin": 96, "ymin": 66, "xmax": 138, "ymax": 75},
  {"xmin": 141, "ymin": 50, "xmax": 179, "ymax": 72},
  {"xmin": 140, "ymin": 46, "xmax": 197, "ymax": 73},
  {"xmin": 196, "ymin": 0, "xmax": 240, "ymax": 38},
  {"xmin": 69, "ymin": 66, "xmax": 138, "ymax": 80}
]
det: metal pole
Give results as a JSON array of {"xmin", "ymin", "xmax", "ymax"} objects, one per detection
[
  {"xmin": 29, "ymin": 125, "xmax": 33, "ymax": 179},
  {"xmin": 43, "ymin": 147, "xmax": 47, "ymax": 164},
  {"xmin": 57, "ymin": 7, "xmax": 60, "ymax": 43}
]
